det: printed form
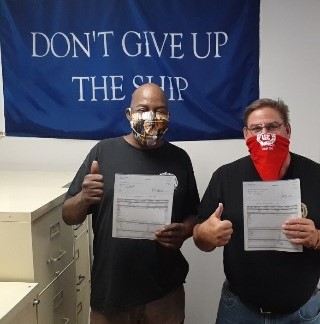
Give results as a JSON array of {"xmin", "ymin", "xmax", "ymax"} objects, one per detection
[
  {"xmin": 112, "ymin": 174, "xmax": 175, "ymax": 239},
  {"xmin": 243, "ymin": 179, "xmax": 302, "ymax": 252}
]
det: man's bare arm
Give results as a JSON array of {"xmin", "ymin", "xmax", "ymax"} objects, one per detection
[
  {"xmin": 62, "ymin": 160, "xmax": 103, "ymax": 225},
  {"xmin": 62, "ymin": 192, "xmax": 91, "ymax": 225}
]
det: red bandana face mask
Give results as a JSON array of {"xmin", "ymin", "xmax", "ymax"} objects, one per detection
[{"xmin": 246, "ymin": 133, "xmax": 290, "ymax": 181}]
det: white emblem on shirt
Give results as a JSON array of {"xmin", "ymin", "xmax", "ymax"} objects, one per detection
[{"xmin": 159, "ymin": 172, "xmax": 178, "ymax": 189}]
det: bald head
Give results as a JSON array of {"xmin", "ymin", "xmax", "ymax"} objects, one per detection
[{"xmin": 130, "ymin": 83, "xmax": 168, "ymax": 111}]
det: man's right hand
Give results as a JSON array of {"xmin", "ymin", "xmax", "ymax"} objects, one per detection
[
  {"xmin": 193, "ymin": 203, "xmax": 233, "ymax": 251},
  {"xmin": 62, "ymin": 160, "xmax": 104, "ymax": 225},
  {"xmin": 80, "ymin": 160, "xmax": 104, "ymax": 205}
]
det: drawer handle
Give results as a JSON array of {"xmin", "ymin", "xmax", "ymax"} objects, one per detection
[
  {"xmin": 47, "ymin": 250, "xmax": 67, "ymax": 263},
  {"xmin": 77, "ymin": 275, "xmax": 86, "ymax": 286},
  {"xmin": 61, "ymin": 318, "xmax": 70, "ymax": 324},
  {"xmin": 73, "ymin": 223, "xmax": 82, "ymax": 231}
]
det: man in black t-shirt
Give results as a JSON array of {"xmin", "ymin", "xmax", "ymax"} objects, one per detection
[
  {"xmin": 193, "ymin": 98, "xmax": 320, "ymax": 323},
  {"xmin": 63, "ymin": 83, "xmax": 199, "ymax": 324}
]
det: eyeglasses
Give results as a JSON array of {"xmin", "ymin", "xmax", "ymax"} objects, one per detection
[{"xmin": 246, "ymin": 123, "xmax": 283, "ymax": 134}]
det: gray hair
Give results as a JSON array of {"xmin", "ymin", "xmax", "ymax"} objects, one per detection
[{"xmin": 243, "ymin": 98, "xmax": 290, "ymax": 126}]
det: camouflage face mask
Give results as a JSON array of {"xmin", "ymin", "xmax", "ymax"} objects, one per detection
[{"xmin": 129, "ymin": 110, "xmax": 169, "ymax": 147}]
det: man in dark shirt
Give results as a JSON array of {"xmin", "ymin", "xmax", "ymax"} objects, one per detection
[
  {"xmin": 63, "ymin": 83, "xmax": 199, "ymax": 324},
  {"xmin": 193, "ymin": 98, "xmax": 320, "ymax": 323}
]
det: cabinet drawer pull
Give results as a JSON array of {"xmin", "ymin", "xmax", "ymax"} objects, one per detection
[
  {"xmin": 73, "ymin": 223, "xmax": 83, "ymax": 231},
  {"xmin": 47, "ymin": 249, "xmax": 66, "ymax": 263},
  {"xmin": 77, "ymin": 275, "xmax": 86, "ymax": 286}
]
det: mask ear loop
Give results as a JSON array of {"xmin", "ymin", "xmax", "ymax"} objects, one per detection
[
  {"xmin": 126, "ymin": 108, "xmax": 132, "ymax": 119},
  {"xmin": 128, "ymin": 109, "xmax": 143, "ymax": 139}
]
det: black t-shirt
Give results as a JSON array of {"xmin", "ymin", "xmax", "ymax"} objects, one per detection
[
  {"xmin": 199, "ymin": 153, "xmax": 320, "ymax": 313},
  {"xmin": 65, "ymin": 137, "xmax": 199, "ymax": 313}
]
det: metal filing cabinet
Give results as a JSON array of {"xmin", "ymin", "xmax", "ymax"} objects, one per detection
[{"xmin": 0, "ymin": 171, "xmax": 91, "ymax": 324}]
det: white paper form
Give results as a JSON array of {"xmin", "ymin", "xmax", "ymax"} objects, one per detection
[
  {"xmin": 243, "ymin": 179, "xmax": 302, "ymax": 252},
  {"xmin": 112, "ymin": 174, "xmax": 175, "ymax": 239}
]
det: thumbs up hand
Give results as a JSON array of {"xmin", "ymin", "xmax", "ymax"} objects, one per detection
[
  {"xmin": 198, "ymin": 203, "xmax": 233, "ymax": 247},
  {"xmin": 90, "ymin": 160, "xmax": 100, "ymax": 174},
  {"xmin": 80, "ymin": 160, "xmax": 104, "ymax": 205},
  {"xmin": 213, "ymin": 202, "xmax": 224, "ymax": 220}
]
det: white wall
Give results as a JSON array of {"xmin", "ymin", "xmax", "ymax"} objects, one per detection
[{"xmin": 0, "ymin": 1, "xmax": 319, "ymax": 323}]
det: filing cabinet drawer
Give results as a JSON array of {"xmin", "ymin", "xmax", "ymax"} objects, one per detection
[
  {"xmin": 32, "ymin": 205, "xmax": 74, "ymax": 291},
  {"xmin": 36, "ymin": 262, "xmax": 76, "ymax": 324}
]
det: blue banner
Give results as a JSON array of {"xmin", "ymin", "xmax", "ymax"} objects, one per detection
[{"xmin": 0, "ymin": 0, "xmax": 260, "ymax": 141}]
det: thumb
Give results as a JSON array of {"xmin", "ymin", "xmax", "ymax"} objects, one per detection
[
  {"xmin": 91, "ymin": 160, "xmax": 100, "ymax": 174},
  {"xmin": 213, "ymin": 203, "xmax": 224, "ymax": 220}
]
